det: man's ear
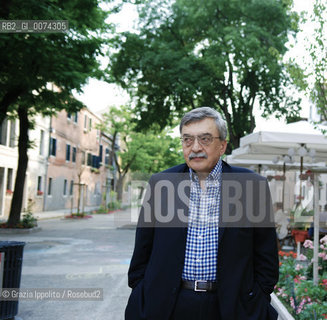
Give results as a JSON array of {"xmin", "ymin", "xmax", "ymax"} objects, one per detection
[{"xmin": 219, "ymin": 140, "xmax": 228, "ymax": 156}]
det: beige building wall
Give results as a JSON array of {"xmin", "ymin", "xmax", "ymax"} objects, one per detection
[
  {"xmin": 26, "ymin": 115, "xmax": 51, "ymax": 212},
  {"xmin": 44, "ymin": 107, "xmax": 113, "ymax": 212},
  {"xmin": 0, "ymin": 115, "xmax": 50, "ymax": 219},
  {"xmin": 0, "ymin": 118, "xmax": 19, "ymax": 218}
]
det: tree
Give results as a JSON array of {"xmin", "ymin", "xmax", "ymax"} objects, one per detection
[
  {"xmin": 303, "ymin": 0, "xmax": 327, "ymax": 122},
  {"xmin": 98, "ymin": 105, "xmax": 184, "ymax": 201},
  {"xmin": 0, "ymin": 0, "xmax": 115, "ymax": 226},
  {"xmin": 109, "ymin": 0, "xmax": 301, "ymax": 152}
]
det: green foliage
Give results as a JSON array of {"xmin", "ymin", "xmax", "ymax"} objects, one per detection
[
  {"xmin": 276, "ymin": 238, "xmax": 327, "ymax": 319},
  {"xmin": 0, "ymin": 0, "xmax": 115, "ymax": 226},
  {"xmin": 0, "ymin": 211, "xmax": 38, "ymax": 229},
  {"xmin": 21, "ymin": 199, "xmax": 38, "ymax": 228},
  {"xmin": 21, "ymin": 212, "xmax": 38, "ymax": 228},
  {"xmin": 109, "ymin": 0, "xmax": 301, "ymax": 150},
  {"xmin": 108, "ymin": 190, "xmax": 121, "ymax": 210},
  {"xmin": 99, "ymin": 105, "xmax": 184, "ymax": 176},
  {"xmin": 289, "ymin": 207, "xmax": 314, "ymax": 230},
  {"xmin": 298, "ymin": 0, "xmax": 327, "ymax": 123},
  {"xmin": 95, "ymin": 205, "xmax": 108, "ymax": 214},
  {"xmin": 0, "ymin": 0, "xmax": 115, "ymax": 122},
  {"xmin": 108, "ymin": 200, "xmax": 121, "ymax": 210}
]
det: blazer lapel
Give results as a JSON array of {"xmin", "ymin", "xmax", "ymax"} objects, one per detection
[
  {"xmin": 171, "ymin": 166, "xmax": 190, "ymax": 262},
  {"xmin": 218, "ymin": 161, "xmax": 232, "ymax": 247}
]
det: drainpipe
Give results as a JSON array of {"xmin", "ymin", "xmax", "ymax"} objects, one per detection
[{"xmin": 43, "ymin": 116, "xmax": 51, "ymax": 211}]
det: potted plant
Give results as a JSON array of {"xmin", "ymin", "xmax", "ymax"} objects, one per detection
[
  {"xmin": 275, "ymin": 237, "xmax": 327, "ymax": 319},
  {"xmin": 290, "ymin": 208, "xmax": 313, "ymax": 243},
  {"xmin": 291, "ymin": 229, "xmax": 308, "ymax": 243}
]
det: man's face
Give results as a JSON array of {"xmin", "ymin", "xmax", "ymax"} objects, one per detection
[{"xmin": 181, "ymin": 118, "xmax": 227, "ymax": 174}]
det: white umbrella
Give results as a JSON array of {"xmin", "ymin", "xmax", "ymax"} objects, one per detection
[
  {"xmin": 233, "ymin": 121, "xmax": 327, "ymax": 163},
  {"xmin": 227, "ymin": 121, "xmax": 327, "ymax": 285}
]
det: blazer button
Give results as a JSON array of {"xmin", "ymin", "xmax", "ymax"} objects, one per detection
[{"xmin": 172, "ymin": 288, "xmax": 177, "ymax": 294}]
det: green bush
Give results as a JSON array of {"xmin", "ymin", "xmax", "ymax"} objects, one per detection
[{"xmin": 21, "ymin": 212, "xmax": 38, "ymax": 228}]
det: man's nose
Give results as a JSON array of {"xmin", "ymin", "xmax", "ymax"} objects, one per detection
[{"xmin": 191, "ymin": 138, "xmax": 202, "ymax": 152}]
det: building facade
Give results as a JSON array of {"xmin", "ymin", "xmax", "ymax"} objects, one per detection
[
  {"xmin": 0, "ymin": 107, "xmax": 115, "ymax": 220},
  {"xmin": 0, "ymin": 118, "xmax": 19, "ymax": 217},
  {"xmin": 44, "ymin": 108, "xmax": 114, "ymax": 213},
  {"xmin": 0, "ymin": 115, "xmax": 50, "ymax": 218}
]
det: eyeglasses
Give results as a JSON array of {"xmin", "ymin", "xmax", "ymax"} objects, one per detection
[{"xmin": 180, "ymin": 134, "xmax": 221, "ymax": 147}]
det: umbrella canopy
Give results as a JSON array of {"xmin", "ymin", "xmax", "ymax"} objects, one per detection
[
  {"xmin": 226, "ymin": 120, "xmax": 327, "ymax": 286},
  {"xmin": 231, "ymin": 120, "xmax": 327, "ymax": 164}
]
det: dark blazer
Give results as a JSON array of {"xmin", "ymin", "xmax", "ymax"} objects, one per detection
[{"xmin": 125, "ymin": 161, "xmax": 279, "ymax": 320}]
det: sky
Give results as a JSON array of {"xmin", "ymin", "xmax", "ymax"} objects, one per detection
[{"xmin": 74, "ymin": 0, "xmax": 318, "ymax": 132}]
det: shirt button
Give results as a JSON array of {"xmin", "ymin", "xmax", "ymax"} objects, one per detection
[
  {"xmin": 198, "ymin": 235, "xmax": 203, "ymax": 239},
  {"xmin": 196, "ymin": 259, "xmax": 201, "ymax": 263}
]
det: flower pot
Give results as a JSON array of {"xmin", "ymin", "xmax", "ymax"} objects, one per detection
[{"xmin": 291, "ymin": 229, "xmax": 308, "ymax": 243}]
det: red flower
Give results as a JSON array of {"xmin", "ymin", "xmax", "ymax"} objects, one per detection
[{"xmin": 294, "ymin": 276, "xmax": 301, "ymax": 284}]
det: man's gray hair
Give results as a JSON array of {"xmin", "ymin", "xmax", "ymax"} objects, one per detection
[{"xmin": 179, "ymin": 107, "xmax": 228, "ymax": 140}]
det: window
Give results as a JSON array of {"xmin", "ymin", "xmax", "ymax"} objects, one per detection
[
  {"xmin": 49, "ymin": 137, "xmax": 57, "ymax": 156},
  {"xmin": 81, "ymin": 151, "xmax": 86, "ymax": 165},
  {"xmin": 73, "ymin": 113, "xmax": 78, "ymax": 124},
  {"xmin": 9, "ymin": 120, "xmax": 15, "ymax": 148},
  {"xmin": 92, "ymin": 155, "xmax": 97, "ymax": 168},
  {"xmin": 39, "ymin": 130, "xmax": 44, "ymax": 155},
  {"xmin": 37, "ymin": 176, "xmax": 42, "ymax": 191},
  {"xmin": 99, "ymin": 145, "xmax": 103, "ymax": 164},
  {"xmin": 6, "ymin": 168, "xmax": 13, "ymax": 191},
  {"xmin": 84, "ymin": 115, "xmax": 88, "ymax": 131},
  {"xmin": 37, "ymin": 176, "xmax": 43, "ymax": 195},
  {"xmin": 89, "ymin": 118, "xmax": 92, "ymax": 131},
  {"xmin": 48, "ymin": 178, "xmax": 52, "ymax": 195},
  {"xmin": 66, "ymin": 144, "xmax": 71, "ymax": 161},
  {"xmin": 63, "ymin": 179, "xmax": 67, "ymax": 196},
  {"xmin": 87, "ymin": 153, "xmax": 92, "ymax": 166},
  {"xmin": 0, "ymin": 118, "xmax": 8, "ymax": 146},
  {"xmin": 105, "ymin": 148, "xmax": 110, "ymax": 165},
  {"xmin": 67, "ymin": 112, "xmax": 72, "ymax": 120},
  {"xmin": 70, "ymin": 180, "xmax": 74, "ymax": 196},
  {"xmin": 72, "ymin": 147, "xmax": 76, "ymax": 163}
]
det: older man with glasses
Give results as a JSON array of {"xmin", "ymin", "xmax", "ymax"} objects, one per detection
[{"xmin": 125, "ymin": 107, "xmax": 279, "ymax": 320}]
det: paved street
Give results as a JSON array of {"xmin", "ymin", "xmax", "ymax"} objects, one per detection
[{"xmin": 0, "ymin": 210, "xmax": 136, "ymax": 320}]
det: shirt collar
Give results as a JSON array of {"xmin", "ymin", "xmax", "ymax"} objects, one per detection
[{"xmin": 189, "ymin": 157, "xmax": 222, "ymax": 182}]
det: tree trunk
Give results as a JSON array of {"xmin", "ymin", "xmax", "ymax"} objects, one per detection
[
  {"xmin": 77, "ymin": 183, "xmax": 81, "ymax": 215},
  {"xmin": 116, "ymin": 176, "xmax": 124, "ymax": 203},
  {"xmin": 226, "ymin": 133, "xmax": 240, "ymax": 155},
  {"xmin": 0, "ymin": 86, "xmax": 25, "ymax": 125},
  {"xmin": 7, "ymin": 106, "xmax": 29, "ymax": 227}
]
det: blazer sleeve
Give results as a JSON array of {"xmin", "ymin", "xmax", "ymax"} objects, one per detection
[
  {"xmin": 253, "ymin": 179, "xmax": 279, "ymax": 298},
  {"xmin": 127, "ymin": 175, "xmax": 155, "ymax": 289}
]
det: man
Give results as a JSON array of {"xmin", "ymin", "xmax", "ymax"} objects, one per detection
[{"xmin": 125, "ymin": 107, "xmax": 279, "ymax": 320}]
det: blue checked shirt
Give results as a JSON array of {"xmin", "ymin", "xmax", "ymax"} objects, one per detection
[{"xmin": 182, "ymin": 158, "xmax": 222, "ymax": 281}]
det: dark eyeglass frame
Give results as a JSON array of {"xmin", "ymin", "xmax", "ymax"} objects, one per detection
[{"xmin": 180, "ymin": 134, "xmax": 221, "ymax": 147}]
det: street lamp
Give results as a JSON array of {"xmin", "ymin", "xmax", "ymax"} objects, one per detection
[
  {"xmin": 288, "ymin": 144, "xmax": 316, "ymax": 206},
  {"xmin": 271, "ymin": 145, "xmax": 316, "ymax": 209}
]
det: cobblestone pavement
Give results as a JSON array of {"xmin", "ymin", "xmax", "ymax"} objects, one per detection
[{"xmin": 0, "ymin": 210, "xmax": 136, "ymax": 320}]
